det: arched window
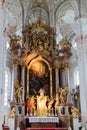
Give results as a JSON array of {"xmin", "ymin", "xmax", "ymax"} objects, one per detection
[
  {"xmin": 4, "ymin": 68, "xmax": 11, "ymax": 107},
  {"xmin": 74, "ymin": 67, "xmax": 79, "ymax": 88}
]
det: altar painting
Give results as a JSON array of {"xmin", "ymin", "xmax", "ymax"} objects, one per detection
[{"xmin": 29, "ymin": 60, "xmax": 50, "ymax": 96}]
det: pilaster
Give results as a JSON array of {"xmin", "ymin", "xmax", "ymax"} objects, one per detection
[
  {"xmin": 76, "ymin": 35, "xmax": 87, "ymax": 125},
  {"xmin": 0, "ymin": 5, "xmax": 6, "ymax": 129}
]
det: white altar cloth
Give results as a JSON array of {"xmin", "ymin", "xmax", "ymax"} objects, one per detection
[{"xmin": 29, "ymin": 117, "xmax": 59, "ymax": 123}]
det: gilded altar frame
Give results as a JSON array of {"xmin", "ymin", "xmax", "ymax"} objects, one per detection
[{"xmin": 26, "ymin": 55, "xmax": 52, "ymax": 97}]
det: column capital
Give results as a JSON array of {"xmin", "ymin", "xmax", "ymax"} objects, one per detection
[
  {"xmin": 61, "ymin": 63, "xmax": 69, "ymax": 70},
  {"xmin": 13, "ymin": 62, "xmax": 18, "ymax": 66},
  {"xmin": 64, "ymin": 64, "xmax": 69, "ymax": 70},
  {"xmin": 21, "ymin": 64, "xmax": 26, "ymax": 68},
  {"xmin": 54, "ymin": 66, "xmax": 60, "ymax": 70}
]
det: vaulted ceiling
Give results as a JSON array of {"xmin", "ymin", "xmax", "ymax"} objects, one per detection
[{"xmin": 1, "ymin": 0, "xmax": 87, "ymax": 41}]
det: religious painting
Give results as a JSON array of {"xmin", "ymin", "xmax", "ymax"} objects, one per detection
[{"xmin": 29, "ymin": 59, "xmax": 50, "ymax": 96}]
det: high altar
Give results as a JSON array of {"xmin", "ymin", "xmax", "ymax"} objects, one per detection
[{"xmin": 8, "ymin": 19, "xmax": 73, "ymax": 130}]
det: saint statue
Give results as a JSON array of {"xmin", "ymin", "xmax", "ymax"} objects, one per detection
[
  {"xmin": 15, "ymin": 80, "xmax": 23, "ymax": 103},
  {"xmin": 71, "ymin": 107, "xmax": 79, "ymax": 118},
  {"xmin": 9, "ymin": 107, "xmax": 16, "ymax": 118},
  {"xmin": 37, "ymin": 88, "xmax": 47, "ymax": 116}
]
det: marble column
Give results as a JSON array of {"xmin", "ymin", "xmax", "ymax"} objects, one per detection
[
  {"xmin": 27, "ymin": 67, "xmax": 29, "ymax": 97},
  {"xmin": 60, "ymin": 69, "xmax": 66, "ymax": 88},
  {"xmin": 53, "ymin": 57, "xmax": 60, "ymax": 103},
  {"xmin": 65, "ymin": 66, "xmax": 71, "ymax": 103},
  {"xmin": 0, "ymin": 5, "xmax": 7, "ymax": 129},
  {"xmin": 64, "ymin": 63, "xmax": 69, "ymax": 87},
  {"xmin": 55, "ymin": 67, "xmax": 60, "ymax": 104},
  {"xmin": 50, "ymin": 67, "xmax": 53, "ymax": 97},
  {"xmin": 12, "ymin": 63, "xmax": 18, "ymax": 101},
  {"xmin": 75, "ymin": 35, "xmax": 87, "ymax": 126},
  {"xmin": 55, "ymin": 68, "xmax": 59, "ymax": 94},
  {"xmin": 59, "ymin": 68, "xmax": 61, "ymax": 88},
  {"xmin": 21, "ymin": 65, "xmax": 25, "ymax": 102},
  {"xmin": 21, "ymin": 65, "xmax": 25, "ymax": 115}
]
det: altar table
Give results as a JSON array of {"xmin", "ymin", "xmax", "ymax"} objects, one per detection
[
  {"xmin": 29, "ymin": 117, "xmax": 59, "ymax": 123},
  {"xmin": 25, "ymin": 117, "xmax": 59, "ymax": 128},
  {"xmin": 23, "ymin": 128, "xmax": 68, "ymax": 130}
]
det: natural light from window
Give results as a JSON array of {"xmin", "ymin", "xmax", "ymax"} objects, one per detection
[{"xmin": 4, "ymin": 68, "xmax": 11, "ymax": 107}]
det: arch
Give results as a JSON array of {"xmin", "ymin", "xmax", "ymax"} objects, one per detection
[
  {"xmin": 29, "ymin": 55, "xmax": 51, "ymax": 70},
  {"xmin": 54, "ymin": 0, "xmax": 73, "ymax": 34},
  {"xmin": 26, "ymin": 55, "xmax": 53, "ymax": 97},
  {"xmin": 25, "ymin": 4, "xmax": 49, "ymax": 26}
]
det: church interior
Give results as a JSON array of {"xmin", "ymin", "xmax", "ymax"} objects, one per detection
[{"xmin": 0, "ymin": 0, "xmax": 87, "ymax": 130}]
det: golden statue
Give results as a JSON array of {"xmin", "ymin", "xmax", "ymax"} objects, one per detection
[
  {"xmin": 30, "ymin": 96, "xmax": 35, "ymax": 110},
  {"xmin": 37, "ymin": 88, "xmax": 47, "ymax": 116},
  {"xmin": 71, "ymin": 107, "xmax": 79, "ymax": 118},
  {"xmin": 48, "ymin": 97, "xmax": 54, "ymax": 109},
  {"xmin": 59, "ymin": 88, "xmax": 65, "ymax": 104},
  {"xmin": 15, "ymin": 80, "xmax": 23, "ymax": 103},
  {"xmin": 9, "ymin": 107, "xmax": 16, "ymax": 118},
  {"xmin": 58, "ymin": 86, "xmax": 68, "ymax": 105}
]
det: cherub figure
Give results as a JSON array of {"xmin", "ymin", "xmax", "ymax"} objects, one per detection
[{"xmin": 48, "ymin": 97, "xmax": 54, "ymax": 109}]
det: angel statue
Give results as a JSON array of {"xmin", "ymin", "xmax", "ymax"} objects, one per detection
[{"xmin": 15, "ymin": 80, "xmax": 23, "ymax": 103}]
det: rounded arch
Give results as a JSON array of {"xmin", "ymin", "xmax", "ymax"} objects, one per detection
[
  {"xmin": 29, "ymin": 55, "xmax": 51, "ymax": 70},
  {"xmin": 54, "ymin": 0, "xmax": 74, "ymax": 36},
  {"xmin": 25, "ymin": 5, "xmax": 49, "ymax": 26},
  {"xmin": 54, "ymin": 0, "xmax": 72, "ymax": 24},
  {"xmin": 25, "ymin": 52, "xmax": 52, "ymax": 66},
  {"xmin": 26, "ymin": 55, "xmax": 53, "ymax": 97}
]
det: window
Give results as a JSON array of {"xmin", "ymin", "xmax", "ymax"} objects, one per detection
[
  {"xmin": 4, "ymin": 68, "xmax": 11, "ymax": 107},
  {"xmin": 74, "ymin": 67, "xmax": 79, "ymax": 88},
  {"xmin": 6, "ymin": 41, "xmax": 10, "ymax": 50}
]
